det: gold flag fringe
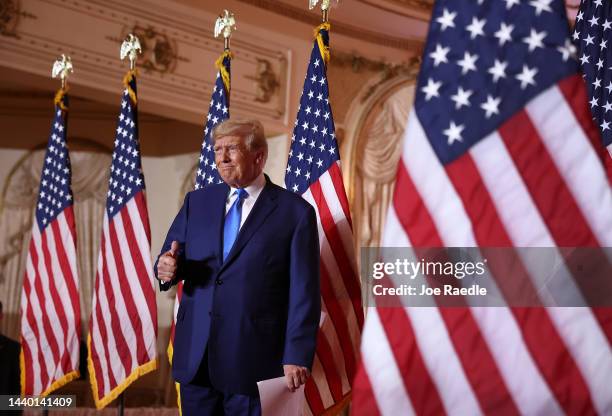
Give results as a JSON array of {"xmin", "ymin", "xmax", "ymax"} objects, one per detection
[
  {"xmin": 314, "ymin": 22, "xmax": 331, "ymax": 65},
  {"xmin": 215, "ymin": 50, "xmax": 233, "ymax": 93},
  {"xmin": 123, "ymin": 70, "xmax": 139, "ymax": 105},
  {"xmin": 54, "ymin": 87, "xmax": 69, "ymax": 111}
]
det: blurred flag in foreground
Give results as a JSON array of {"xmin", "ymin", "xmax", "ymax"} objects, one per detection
[{"xmin": 353, "ymin": 0, "xmax": 612, "ymax": 414}]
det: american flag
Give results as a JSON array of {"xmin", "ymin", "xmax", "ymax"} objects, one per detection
[
  {"xmin": 285, "ymin": 23, "xmax": 364, "ymax": 415},
  {"xmin": 573, "ymin": 0, "xmax": 612, "ymax": 165},
  {"xmin": 88, "ymin": 72, "xmax": 158, "ymax": 408},
  {"xmin": 353, "ymin": 0, "xmax": 612, "ymax": 415},
  {"xmin": 20, "ymin": 90, "xmax": 81, "ymax": 396},
  {"xmin": 167, "ymin": 52, "xmax": 230, "ymax": 370}
]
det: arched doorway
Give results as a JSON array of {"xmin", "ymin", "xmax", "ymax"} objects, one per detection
[{"xmin": 342, "ymin": 75, "xmax": 417, "ymax": 259}]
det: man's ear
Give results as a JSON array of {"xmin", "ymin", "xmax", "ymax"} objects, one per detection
[{"xmin": 256, "ymin": 150, "xmax": 266, "ymax": 166}]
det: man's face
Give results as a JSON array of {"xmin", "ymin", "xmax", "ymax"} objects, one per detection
[{"xmin": 214, "ymin": 135, "xmax": 263, "ymax": 188}]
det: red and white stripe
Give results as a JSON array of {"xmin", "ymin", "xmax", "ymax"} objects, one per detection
[
  {"xmin": 300, "ymin": 161, "xmax": 364, "ymax": 415},
  {"xmin": 88, "ymin": 191, "xmax": 158, "ymax": 408},
  {"xmin": 353, "ymin": 75, "xmax": 612, "ymax": 415},
  {"xmin": 20, "ymin": 207, "xmax": 81, "ymax": 396}
]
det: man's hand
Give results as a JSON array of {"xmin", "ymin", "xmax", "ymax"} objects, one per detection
[
  {"xmin": 157, "ymin": 241, "xmax": 179, "ymax": 283},
  {"xmin": 283, "ymin": 364, "xmax": 309, "ymax": 392}
]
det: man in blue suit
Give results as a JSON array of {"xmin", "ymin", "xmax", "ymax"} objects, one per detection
[{"xmin": 155, "ymin": 119, "xmax": 321, "ymax": 415}]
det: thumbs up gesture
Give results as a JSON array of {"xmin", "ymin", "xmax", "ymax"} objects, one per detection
[{"xmin": 158, "ymin": 241, "xmax": 179, "ymax": 283}]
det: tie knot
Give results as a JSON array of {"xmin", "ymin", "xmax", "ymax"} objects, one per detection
[{"xmin": 235, "ymin": 188, "xmax": 249, "ymax": 200}]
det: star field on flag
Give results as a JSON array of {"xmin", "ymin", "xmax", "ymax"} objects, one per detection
[
  {"xmin": 417, "ymin": 0, "xmax": 577, "ymax": 164},
  {"xmin": 106, "ymin": 89, "xmax": 145, "ymax": 216},
  {"xmin": 36, "ymin": 108, "xmax": 74, "ymax": 229},
  {"xmin": 285, "ymin": 31, "xmax": 338, "ymax": 195},
  {"xmin": 195, "ymin": 54, "xmax": 231, "ymax": 189}
]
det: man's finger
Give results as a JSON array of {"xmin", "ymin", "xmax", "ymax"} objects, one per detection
[
  {"xmin": 285, "ymin": 374, "xmax": 295, "ymax": 391},
  {"xmin": 170, "ymin": 240, "xmax": 179, "ymax": 257},
  {"xmin": 298, "ymin": 369, "xmax": 307, "ymax": 385},
  {"xmin": 292, "ymin": 373, "xmax": 300, "ymax": 389},
  {"xmin": 161, "ymin": 257, "xmax": 176, "ymax": 267}
]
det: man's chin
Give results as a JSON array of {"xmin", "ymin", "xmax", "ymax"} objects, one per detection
[
  {"xmin": 219, "ymin": 172, "xmax": 235, "ymax": 183},
  {"xmin": 220, "ymin": 176, "xmax": 240, "ymax": 188}
]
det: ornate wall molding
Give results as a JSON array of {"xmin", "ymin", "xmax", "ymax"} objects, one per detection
[
  {"xmin": 340, "ymin": 72, "xmax": 417, "ymax": 255},
  {"xmin": 341, "ymin": 67, "xmax": 419, "ymax": 189},
  {"xmin": 234, "ymin": 0, "xmax": 424, "ymax": 51},
  {"xmin": 0, "ymin": 0, "xmax": 291, "ymax": 127},
  {"xmin": 356, "ymin": 0, "xmax": 434, "ymax": 21},
  {"xmin": 0, "ymin": 0, "xmax": 37, "ymax": 38},
  {"xmin": 244, "ymin": 58, "xmax": 281, "ymax": 104},
  {"xmin": 330, "ymin": 50, "xmax": 420, "ymax": 103},
  {"xmin": 106, "ymin": 24, "xmax": 189, "ymax": 75}
]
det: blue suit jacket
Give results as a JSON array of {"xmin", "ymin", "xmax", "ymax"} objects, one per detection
[{"xmin": 155, "ymin": 177, "xmax": 321, "ymax": 396}]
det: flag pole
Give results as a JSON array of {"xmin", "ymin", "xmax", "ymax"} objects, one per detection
[
  {"xmin": 119, "ymin": 393, "xmax": 125, "ymax": 416},
  {"xmin": 116, "ymin": 33, "xmax": 142, "ymax": 416}
]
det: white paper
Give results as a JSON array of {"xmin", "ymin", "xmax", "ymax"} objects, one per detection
[
  {"xmin": 257, "ymin": 376, "xmax": 305, "ymax": 416},
  {"xmin": 256, "ymin": 312, "xmax": 324, "ymax": 415}
]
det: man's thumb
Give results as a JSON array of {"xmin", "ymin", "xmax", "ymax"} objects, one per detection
[{"xmin": 170, "ymin": 241, "xmax": 179, "ymax": 257}]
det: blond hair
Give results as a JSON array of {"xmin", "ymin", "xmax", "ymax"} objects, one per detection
[{"xmin": 212, "ymin": 119, "xmax": 268, "ymax": 155}]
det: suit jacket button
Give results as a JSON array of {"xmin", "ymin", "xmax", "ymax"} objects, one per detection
[{"xmin": 216, "ymin": 279, "xmax": 223, "ymax": 285}]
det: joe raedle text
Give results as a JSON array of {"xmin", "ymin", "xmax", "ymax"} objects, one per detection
[
  {"xmin": 372, "ymin": 283, "xmax": 487, "ymax": 297},
  {"xmin": 369, "ymin": 258, "xmax": 489, "ymax": 299}
]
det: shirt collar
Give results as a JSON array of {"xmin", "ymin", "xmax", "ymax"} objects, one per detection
[{"xmin": 228, "ymin": 173, "xmax": 266, "ymax": 201}]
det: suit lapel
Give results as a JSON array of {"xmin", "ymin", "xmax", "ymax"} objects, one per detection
[{"xmin": 219, "ymin": 179, "xmax": 278, "ymax": 273}]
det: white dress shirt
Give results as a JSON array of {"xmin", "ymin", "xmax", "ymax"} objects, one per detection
[{"xmin": 225, "ymin": 173, "xmax": 266, "ymax": 229}]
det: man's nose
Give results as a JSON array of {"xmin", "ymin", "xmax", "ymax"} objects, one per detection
[{"xmin": 216, "ymin": 148, "xmax": 230, "ymax": 161}]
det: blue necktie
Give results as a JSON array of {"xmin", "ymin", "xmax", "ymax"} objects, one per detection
[{"xmin": 223, "ymin": 188, "xmax": 248, "ymax": 261}]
